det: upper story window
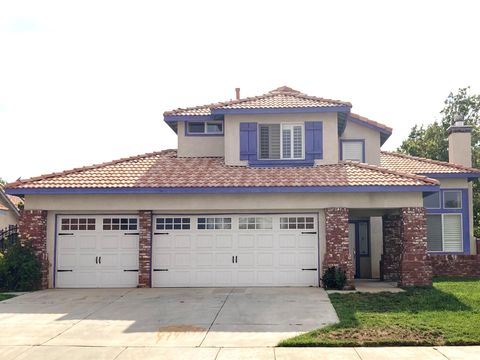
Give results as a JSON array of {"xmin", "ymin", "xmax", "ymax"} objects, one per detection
[
  {"xmin": 259, "ymin": 123, "xmax": 304, "ymax": 160},
  {"xmin": 423, "ymin": 191, "xmax": 441, "ymax": 209},
  {"xmin": 186, "ymin": 121, "xmax": 223, "ymax": 135},
  {"xmin": 341, "ymin": 140, "xmax": 364, "ymax": 162},
  {"xmin": 444, "ymin": 190, "xmax": 462, "ymax": 209}
]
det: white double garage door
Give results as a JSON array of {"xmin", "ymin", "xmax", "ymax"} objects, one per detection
[{"xmin": 56, "ymin": 214, "xmax": 319, "ymax": 288}]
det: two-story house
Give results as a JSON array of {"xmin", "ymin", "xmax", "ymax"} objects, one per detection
[{"xmin": 6, "ymin": 86, "xmax": 480, "ymax": 289}]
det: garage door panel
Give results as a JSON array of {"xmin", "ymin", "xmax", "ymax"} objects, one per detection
[
  {"xmin": 152, "ymin": 214, "xmax": 318, "ymax": 287},
  {"xmin": 56, "ymin": 215, "xmax": 139, "ymax": 288},
  {"xmin": 237, "ymin": 234, "xmax": 255, "ymax": 248}
]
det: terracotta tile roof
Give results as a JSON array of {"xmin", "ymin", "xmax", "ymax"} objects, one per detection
[
  {"xmin": 7, "ymin": 194, "xmax": 23, "ymax": 208},
  {"xmin": 164, "ymin": 86, "xmax": 352, "ymax": 117},
  {"xmin": 350, "ymin": 113, "xmax": 392, "ymax": 134},
  {"xmin": 381, "ymin": 152, "xmax": 480, "ymax": 175},
  {"xmin": 7, "ymin": 150, "xmax": 437, "ymax": 191}
]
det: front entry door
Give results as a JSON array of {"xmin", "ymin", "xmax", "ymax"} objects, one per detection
[{"xmin": 348, "ymin": 221, "xmax": 371, "ymax": 278}]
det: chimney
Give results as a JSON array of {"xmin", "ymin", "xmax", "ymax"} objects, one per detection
[
  {"xmin": 235, "ymin": 88, "xmax": 240, "ymax": 100},
  {"xmin": 448, "ymin": 114, "xmax": 473, "ymax": 167}
]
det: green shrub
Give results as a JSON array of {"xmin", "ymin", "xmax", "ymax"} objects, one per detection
[
  {"xmin": 322, "ymin": 266, "xmax": 347, "ymax": 290},
  {"xmin": 0, "ymin": 241, "xmax": 41, "ymax": 291}
]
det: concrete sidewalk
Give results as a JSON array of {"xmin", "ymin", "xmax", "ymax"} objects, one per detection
[{"xmin": 2, "ymin": 345, "xmax": 480, "ymax": 360}]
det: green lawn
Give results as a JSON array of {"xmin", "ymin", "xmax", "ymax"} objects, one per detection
[
  {"xmin": 280, "ymin": 278, "xmax": 480, "ymax": 347},
  {"xmin": 0, "ymin": 293, "xmax": 15, "ymax": 301}
]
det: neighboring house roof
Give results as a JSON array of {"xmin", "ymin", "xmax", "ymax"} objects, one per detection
[
  {"xmin": 381, "ymin": 152, "xmax": 480, "ymax": 178},
  {"xmin": 0, "ymin": 186, "xmax": 21, "ymax": 216},
  {"xmin": 5, "ymin": 150, "xmax": 438, "ymax": 195},
  {"xmin": 164, "ymin": 86, "xmax": 352, "ymax": 117}
]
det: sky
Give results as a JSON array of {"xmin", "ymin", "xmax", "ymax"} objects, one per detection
[{"xmin": 1, "ymin": 0, "xmax": 480, "ymax": 183}]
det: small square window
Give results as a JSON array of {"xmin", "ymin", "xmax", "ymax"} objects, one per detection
[
  {"xmin": 187, "ymin": 122, "xmax": 205, "ymax": 133},
  {"xmin": 444, "ymin": 191, "xmax": 462, "ymax": 209}
]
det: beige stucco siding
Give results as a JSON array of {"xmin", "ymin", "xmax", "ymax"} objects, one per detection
[
  {"xmin": 340, "ymin": 119, "xmax": 381, "ymax": 165},
  {"xmin": 176, "ymin": 121, "xmax": 224, "ymax": 157},
  {"xmin": 0, "ymin": 209, "xmax": 18, "ymax": 229},
  {"xmin": 224, "ymin": 113, "xmax": 339, "ymax": 166},
  {"xmin": 25, "ymin": 192, "xmax": 423, "ymax": 212}
]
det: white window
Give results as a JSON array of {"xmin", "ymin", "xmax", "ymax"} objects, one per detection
[
  {"xmin": 280, "ymin": 217, "xmax": 315, "ymax": 230},
  {"xmin": 239, "ymin": 217, "xmax": 273, "ymax": 230},
  {"xmin": 156, "ymin": 217, "xmax": 190, "ymax": 230},
  {"xmin": 187, "ymin": 121, "xmax": 223, "ymax": 135},
  {"xmin": 427, "ymin": 214, "xmax": 463, "ymax": 252},
  {"xmin": 61, "ymin": 218, "xmax": 96, "ymax": 231},
  {"xmin": 103, "ymin": 218, "xmax": 137, "ymax": 231},
  {"xmin": 259, "ymin": 123, "xmax": 304, "ymax": 160},
  {"xmin": 443, "ymin": 190, "xmax": 462, "ymax": 209},
  {"xmin": 197, "ymin": 217, "xmax": 232, "ymax": 230},
  {"xmin": 423, "ymin": 192, "xmax": 441, "ymax": 209},
  {"xmin": 341, "ymin": 140, "xmax": 364, "ymax": 162}
]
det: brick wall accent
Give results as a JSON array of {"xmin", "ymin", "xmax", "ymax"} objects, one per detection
[
  {"xmin": 18, "ymin": 210, "xmax": 48, "ymax": 289},
  {"xmin": 398, "ymin": 207, "xmax": 432, "ymax": 287},
  {"xmin": 138, "ymin": 210, "xmax": 152, "ymax": 288},
  {"xmin": 323, "ymin": 207, "xmax": 354, "ymax": 289},
  {"xmin": 381, "ymin": 214, "xmax": 402, "ymax": 281},
  {"xmin": 431, "ymin": 255, "xmax": 480, "ymax": 277}
]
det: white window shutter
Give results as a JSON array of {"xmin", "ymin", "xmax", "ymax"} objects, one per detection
[
  {"xmin": 342, "ymin": 141, "xmax": 363, "ymax": 162},
  {"xmin": 442, "ymin": 215, "xmax": 463, "ymax": 252}
]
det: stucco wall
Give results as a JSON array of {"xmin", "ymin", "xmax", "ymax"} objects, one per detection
[
  {"xmin": 223, "ymin": 112, "xmax": 339, "ymax": 166},
  {"xmin": 340, "ymin": 119, "xmax": 381, "ymax": 165},
  {"xmin": 0, "ymin": 209, "xmax": 18, "ymax": 229},
  {"xmin": 177, "ymin": 121, "xmax": 224, "ymax": 157},
  {"xmin": 25, "ymin": 192, "xmax": 423, "ymax": 212}
]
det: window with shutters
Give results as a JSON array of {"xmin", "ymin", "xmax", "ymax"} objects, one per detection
[
  {"xmin": 341, "ymin": 140, "xmax": 364, "ymax": 162},
  {"xmin": 258, "ymin": 123, "xmax": 304, "ymax": 160},
  {"xmin": 425, "ymin": 189, "xmax": 466, "ymax": 253},
  {"xmin": 427, "ymin": 214, "xmax": 463, "ymax": 252}
]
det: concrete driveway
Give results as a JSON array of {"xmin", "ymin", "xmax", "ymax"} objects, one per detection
[{"xmin": 0, "ymin": 287, "xmax": 337, "ymax": 357}]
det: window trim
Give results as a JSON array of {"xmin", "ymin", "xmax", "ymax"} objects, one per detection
[
  {"xmin": 443, "ymin": 190, "xmax": 462, "ymax": 209},
  {"xmin": 257, "ymin": 123, "xmax": 305, "ymax": 161},
  {"xmin": 427, "ymin": 213, "xmax": 464, "ymax": 253},
  {"xmin": 185, "ymin": 120, "xmax": 224, "ymax": 136},
  {"xmin": 340, "ymin": 139, "xmax": 365, "ymax": 163}
]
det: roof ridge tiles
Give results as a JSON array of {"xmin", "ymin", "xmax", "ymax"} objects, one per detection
[
  {"xmin": 381, "ymin": 151, "xmax": 480, "ymax": 173},
  {"xmin": 350, "ymin": 113, "xmax": 393, "ymax": 133},
  {"xmin": 164, "ymin": 87, "xmax": 352, "ymax": 116}
]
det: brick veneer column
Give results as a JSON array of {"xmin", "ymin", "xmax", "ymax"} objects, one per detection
[
  {"xmin": 398, "ymin": 207, "xmax": 432, "ymax": 287},
  {"xmin": 138, "ymin": 210, "xmax": 152, "ymax": 288},
  {"xmin": 18, "ymin": 210, "xmax": 48, "ymax": 289},
  {"xmin": 323, "ymin": 208, "xmax": 354, "ymax": 289},
  {"xmin": 381, "ymin": 214, "xmax": 402, "ymax": 281}
]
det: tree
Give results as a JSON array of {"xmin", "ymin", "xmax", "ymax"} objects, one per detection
[
  {"xmin": 398, "ymin": 87, "xmax": 480, "ymax": 237},
  {"xmin": 0, "ymin": 178, "xmax": 6, "ymax": 186}
]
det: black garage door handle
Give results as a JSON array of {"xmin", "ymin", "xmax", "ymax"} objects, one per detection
[
  {"xmin": 302, "ymin": 268, "xmax": 317, "ymax": 271},
  {"xmin": 124, "ymin": 269, "xmax": 139, "ymax": 272},
  {"xmin": 57, "ymin": 269, "xmax": 73, "ymax": 272},
  {"xmin": 301, "ymin": 231, "xmax": 317, "ymax": 234},
  {"xmin": 153, "ymin": 269, "xmax": 168, "ymax": 272}
]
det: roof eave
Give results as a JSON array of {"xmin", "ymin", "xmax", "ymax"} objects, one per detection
[{"xmin": 6, "ymin": 184, "xmax": 439, "ymax": 196}]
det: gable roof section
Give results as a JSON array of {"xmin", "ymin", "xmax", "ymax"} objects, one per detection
[
  {"xmin": 381, "ymin": 152, "xmax": 480, "ymax": 178},
  {"xmin": 6, "ymin": 150, "xmax": 438, "ymax": 195},
  {"xmin": 164, "ymin": 86, "xmax": 352, "ymax": 118},
  {"xmin": 349, "ymin": 113, "xmax": 392, "ymax": 145}
]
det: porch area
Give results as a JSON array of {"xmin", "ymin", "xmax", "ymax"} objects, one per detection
[{"xmin": 323, "ymin": 207, "xmax": 433, "ymax": 289}]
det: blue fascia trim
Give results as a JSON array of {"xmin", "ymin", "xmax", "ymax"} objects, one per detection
[
  {"xmin": 164, "ymin": 115, "xmax": 214, "ymax": 122},
  {"xmin": 211, "ymin": 106, "xmax": 351, "ymax": 116},
  {"xmin": 418, "ymin": 172, "xmax": 480, "ymax": 180},
  {"xmin": 339, "ymin": 139, "xmax": 366, "ymax": 163},
  {"xmin": 425, "ymin": 188, "xmax": 470, "ymax": 254},
  {"xmin": 349, "ymin": 115, "xmax": 392, "ymax": 136},
  {"xmin": 249, "ymin": 160, "xmax": 315, "ymax": 167},
  {"xmin": 6, "ymin": 185, "xmax": 439, "ymax": 196}
]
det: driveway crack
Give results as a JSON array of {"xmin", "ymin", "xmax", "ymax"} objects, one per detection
[{"xmin": 199, "ymin": 288, "xmax": 233, "ymax": 347}]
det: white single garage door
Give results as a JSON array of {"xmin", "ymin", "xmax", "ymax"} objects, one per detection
[
  {"xmin": 152, "ymin": 214, "xmax": 319, "ymax": 287},
  {"xmin": 56, "ymin": 215, "xmax": 139, "ymax": 288}
]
